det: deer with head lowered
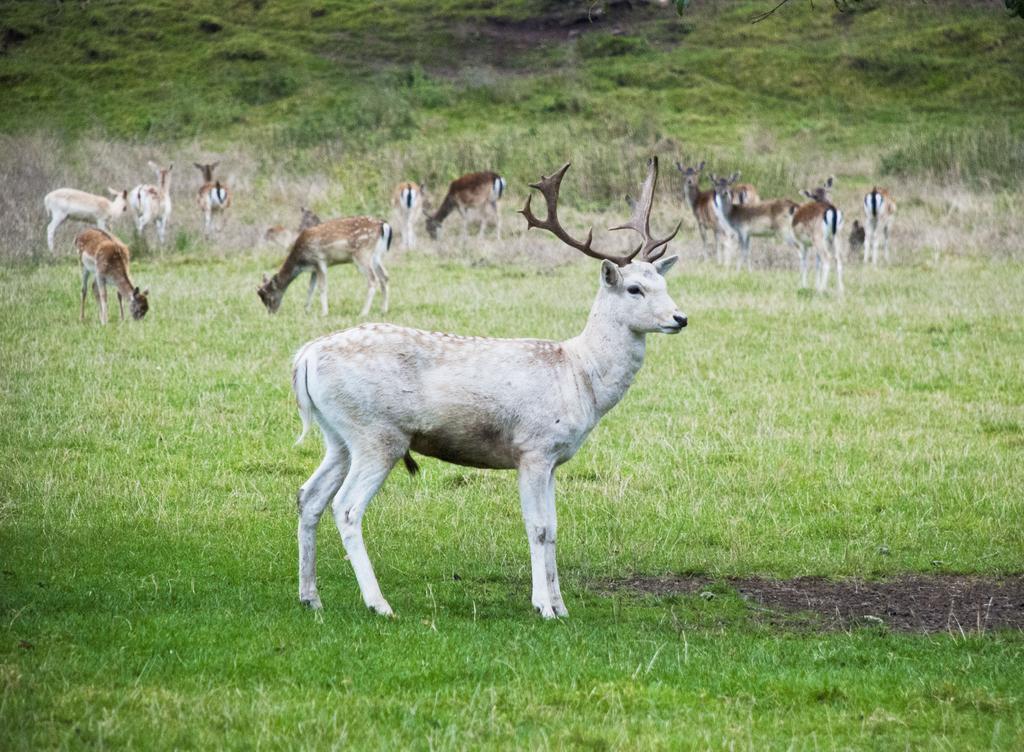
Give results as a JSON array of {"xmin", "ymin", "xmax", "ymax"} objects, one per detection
[
  {"xmin": 194, "ymin": 162, "xmax": 231, "ymax": 235},
  {"xmin": 709, "ymin": 174, "xmax": 798, "ymax": 271},
  {"xmin": 425, "ymin": 171, "xmax": 506, "ymax": 242},
  {"xmin": 291, "ymin": 158, "xmax": 686, "ymax": 619},
  {"xmin": 258, "ymin": 216, "xmax": 392, "ymax": 316},
  {"xmin": 791, "ymin": 176, "xmax": 845, "ymax": 293},
  {"xmin": 75, "ymin": 228, "xmax": 149, "ymax": 324}
]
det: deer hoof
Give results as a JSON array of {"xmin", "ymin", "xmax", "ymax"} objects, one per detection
[
  {"xmin": 300, "ymin": 595, "xmax": 323, "ymax": 610},
  {"xmin": 368, "ymin": 600, "xmax": 395, "ymax": 618}
]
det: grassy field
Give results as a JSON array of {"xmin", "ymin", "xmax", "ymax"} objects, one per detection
[
  {"xmin": 1, "ymin": 250, "xmax": 1023, "ymax": 749},
  {"xmin": 3, "ymin": 0, "xmax": 1024, "ymax": 748}
]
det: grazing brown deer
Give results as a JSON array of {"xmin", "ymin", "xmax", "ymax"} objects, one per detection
[
  {"xmin": 425, "ymin": 172, "xmax": 506, "ymax": 241},
  {"xmin": 291, "ymin": 158, "xmax": 685, "ymax": 618},
  {"xmin": 709, "ymin": 174, "xmax": 798, "ymax": 270},
  {"xmin": 75, "ymin": 228, "xmax": 149, "ymax": 324},
  {"xmin": 791, "ymin": 176, "xmax": 845, "ymax": 293},
  {"xmin": 863, "ymin": 187, "xmax": 896, "ymax": 266},
  {"xmin": 257, "ymin": 216, "xmax": 393, "ymax": 316},
  {"xmin": 194, "ymin": 162, "xmax": 231, "ymax": 235}
]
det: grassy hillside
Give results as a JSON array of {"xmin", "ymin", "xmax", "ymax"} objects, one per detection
[{"xmin": 2, "ymin": 1, "xmax": 1022, "ymax": 169}]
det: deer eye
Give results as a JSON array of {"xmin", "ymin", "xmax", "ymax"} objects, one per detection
[{"xmin": 627, "ymin": 285, "xmax": 644, "ymax": 296}]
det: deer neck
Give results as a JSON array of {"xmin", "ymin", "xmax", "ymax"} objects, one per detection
[
  {"xmin": 430, "ymin": 191, "xmax": 458, "ymax": 224},
  {"xmin": 565, "ymin": 297, "xmax": 647, "ymax": 417},
  {"xmin": 683, "ymin": 181, "xmax": 700, "ymax": 211}
]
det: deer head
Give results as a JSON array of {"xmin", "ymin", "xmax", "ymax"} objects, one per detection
[
  {"xmin": 257, "ymin": 273, "xmax": 285, "ymax": 314},
  {"xmin": 194, "ymin": 162, "xmax": 219, "ymax": 182},
  {"xmin": 130, "ymin": 286, "xmax": 149, "ymax": 320},
  {"xmin": 522, "ymin": 157, "xmax": 686, "ymax": 334}
]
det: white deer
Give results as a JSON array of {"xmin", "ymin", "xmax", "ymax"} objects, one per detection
[
  {"xmin": 291, "ymin": 158, "xmax": 686, "ymax": 618},
  {"xmin": 44, "ymin": 187, "xmax": 130, "ymax": 252},
  {"xmin": 130, "ymin": 161, "xmax": 173, "ymax": 244}
]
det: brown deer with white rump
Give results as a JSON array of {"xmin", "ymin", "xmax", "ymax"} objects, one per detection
[
  {"xmin": 194, "ymin": 162, "xmax": 231, "ymax": 235},
  {"xmin": 291, "ymin": 158, "xmax": 686, "ymax": 619},
  {"xmin": 425, "ymin": 171, "xmax": 506, "ymax": 241},
  {"xmin": 75, "ymin": 228, "xmax": 149, "ymax": 324},
  {"xmin": 863, "ymin": 187, "xmax": 896, "ymax": 266},
  {"xmin": 710, "ymin": 174, "xmax": 798, "ymax": 271},
  {"xmin": 791, "ymin": 176, "xmax": 845, "ymax": 293},
  {"xmin": 257, "ymin": 216, "xmax": 393, "ymax": 316},
  {"xmin": 45, "ymin": 187, "xmax": 131, "ymax": 252}
]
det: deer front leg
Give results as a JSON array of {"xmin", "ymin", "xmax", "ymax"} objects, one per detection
[
  {"xmin": 797, "ymin": 244, "xmax": 809, "ymax": 288},
  {"xmin": 541, "ymin": 466, "xmax": 567, "ymax": 616},
  {"xmin": 493, "ymin": 202, "xmax": 502, "ymax": 241},
  {"xmin": 298, "ymin": 442, "xmax": 349, "ymax": 609},
  {"xmin": 330, "ymin": 450, "xmax": 398, "ymax": 616},
  {"xmin": 97, "ymin": 279, "xmax": 109, "ymax": 325},
  {"xmin": 518, "ymin": 458, "xmax": 559, "ymax": 619},
  {"xmin": 117, "ymin": 290, "xmax": 125, "ymax": 321},
  {"xmin": 883, "ymin": 224, "xmax": 891, "ymax": 264},
  {"xmin": 304, "ymin": 269, "xmax": 319, "ymax": 313}
]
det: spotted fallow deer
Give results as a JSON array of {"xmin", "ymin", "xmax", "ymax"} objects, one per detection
[
  {"xmin": 791, "ymin": 176, "xmax": 845, "ymax": 293},
  {"xmin": 75, "ymin": 228, "xmax": 149, "ymax": 324},
  {"xmin": 710, "ymin": 174, "xmax": 798, "ymax": 271},
  {"xmin": 676, "ymin": 161, "xmax": 731, "ymax": 263},
  {"xmin": 425, "ymin": 171, "xmax": 506, "ymax": 241},
  {"xmin": 863, "ymin": 187, "xmax": 896, "ymax": 266},
  {"xmin": 290, "ymin": 158, "xmax": 686, "ymax": 619},
  {"xmin": 257, "ymin": 216, "xmax": 393, "ymax": 317},
  {"xmin": 194, "ymin": 162, "xmax": 231, "ymax": 235},
  {"xmin": 391, "ymin": 181, "xmax": 425, "ymax": 250},
  {"xmin": 130, "ymin": 161, "xmax": 173, "ymax": 244},
  {"xmin": 44, "ymin": 187, "xmax": 130, "ymax": 252}
]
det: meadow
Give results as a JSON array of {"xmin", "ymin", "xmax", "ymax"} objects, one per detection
[{"xmin": 2, "ymin": 0, "xmax": 1024, "ymax": 749}]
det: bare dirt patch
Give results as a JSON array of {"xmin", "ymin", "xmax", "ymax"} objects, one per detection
[{"xmin": 602, "ymin": 574, "xmax": 1024, "ymax": 633}]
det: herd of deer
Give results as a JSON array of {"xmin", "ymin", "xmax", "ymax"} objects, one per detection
[{"xmin": 43, "ymin": 157, "xmax": 897, "ymax": 618}]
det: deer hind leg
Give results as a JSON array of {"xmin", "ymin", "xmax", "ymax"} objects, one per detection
[
  {"xmin": 47, "ymin": 212, "xmax": 64, "ymax": 253},
  {"xmin": 80, "ymin": 267, "xmax": 90, "ymax": 322},
  {"xmin": 372, "ymin": 259, "xmax": 390, "ymax": 314},
  {"xmin": 833, "ymin": 241, "xmax": 845, "ymax": 295},
  {"xmin": 797, "ymin": 243, "xmax": 810, "ymax": 288},
  {"xmin": 298, "ymin": 439, "xmax": 350, "ymax": 610},
  {"xmin": 330, "ymin": 445, "xmax": 402, "ymax": 616},
  {"xmin": 518, "ymin": 458, "xmax": 560, "ymax": 618},
  {"xmin": 493, "ymin": 201, "xmax": 502, "ymax": 241},
  {"xmin": 357, "ymin": 263, "xmax": 377, "ymax": 317}
]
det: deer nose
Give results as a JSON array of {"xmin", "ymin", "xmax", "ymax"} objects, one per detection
[{"xmin": 673, "ymin": 314, "xmax": 688, "ymax": 328}]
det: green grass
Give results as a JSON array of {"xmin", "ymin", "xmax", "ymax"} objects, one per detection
[{"xmin": 2, "ymin": 254, "xmax": 1023, "ymax": 748}]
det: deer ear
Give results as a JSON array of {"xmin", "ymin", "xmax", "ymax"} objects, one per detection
[
  {"xmin": 654, "ymin": 255, "xmax": 678, "ymax": 276},
  {"xmin": 730, "ymin": 172, "xmax": 740, "ymax": 183},
  {"xmin": 107, "ymin": 187, "xmax": 118, "ymax": 196},
  {"xmin": 801, "ymin": 189, "xmax": 813, "ymax": 199},
  {"xmin": 826, "ymin": 175, "xmax": 835, "ymax": 188},
  {"xmin": 600, "ymin": 260, "xmax": 622, "ymax": 289},
  {"xmin": 262, "ymin": 273, "xmax": 270, "ymax": 285},
  {"xmin": 142, "ymin": 288, "xmax": 149, "ymax": 296},
  {"xmin": 697, "ymin": 161, "xmax": 705, "ymax": 171}
]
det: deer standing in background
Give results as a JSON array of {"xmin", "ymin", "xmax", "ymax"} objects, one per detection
[
  {"xmin": 130, "ymin": 161, "xmax": 173, "ymax": 245},
  {"xmin": 391, "ymin": 181, "xmax": 425, "ymax": 250},
  {"xmin": 676, "ymin": 161, "xmax": 730, "ymax": 263},
  {"xmin": 425, "ymin": 171, "xmax": 506, "ymax": 242},
  {"xmin": 791, "ymin": 176, "xmax": 845, "ymax": 293},
  {"xmin": 257, "ymin": 216, "xmax": 392, "ymax": 316},
  {"xmin": 290, "ymin": 158, "xmax": 686, "ymax": 619},
  {"xmin": 44, "ymin": 187, "xmax": 130, "ymax": 252},
  {"xmin": 264, "ymin": 206, "xmax": 322, "ymax": 249},
  {"xmin": 710, "ymin": 174, "xmax": 798, "ymax": 271},
  {"xmin": 75, "ymin": 228, "xmax": 149, "ymax": 324},
  {"xmin": 863, "ymin": 187, "xmax": 896, "ymax": 266},
  {"xmin": 194, "ymin": 162, "xmax": 231, "ymax": 235}
]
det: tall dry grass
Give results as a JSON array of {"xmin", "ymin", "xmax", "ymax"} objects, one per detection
[{"xmin": 1, "ymin": 130, "xmax": 1020, "ymax": 267}]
